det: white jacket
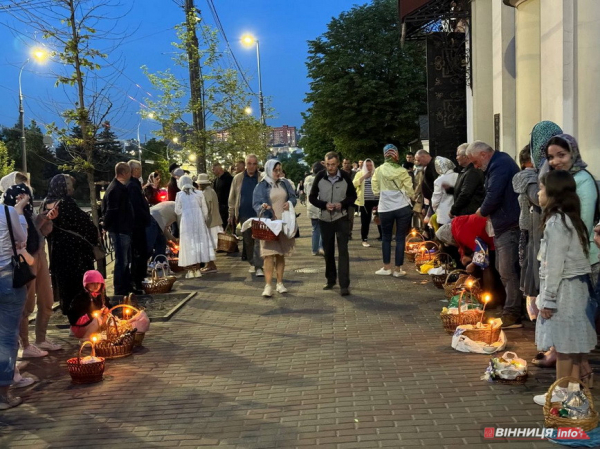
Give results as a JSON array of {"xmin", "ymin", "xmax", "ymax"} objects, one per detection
[{"xmin": 431, "ymin": 172, "xmax": 458, "ymax": 225}]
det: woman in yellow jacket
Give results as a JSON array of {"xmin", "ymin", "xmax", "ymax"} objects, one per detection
[
  {"xmin": 353, "ymin": 159, "xmax": 381, "ymax": 247},
  {"xmin": 371, "ymin": 144, "xmax": 414, "ymax": 277}
]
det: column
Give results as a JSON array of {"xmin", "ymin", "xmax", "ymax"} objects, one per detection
[
  {"xmin": 514, "ymin": 0, "xmax": 541, "ymax": 153},
  {"xmin": 467, "ymin": 0, "xmax": 494, "ymax": 144}
]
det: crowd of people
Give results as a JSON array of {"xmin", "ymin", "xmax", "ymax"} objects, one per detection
[{"xmin": 0, "ymin": 118, "xmax": 598, "ymax": 409}]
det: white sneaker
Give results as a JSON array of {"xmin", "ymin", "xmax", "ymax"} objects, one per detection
[
  {"xmin": 262, "ymin": 284, "xmax": 273, "ymax": 297},
  {"xmin": 276, "ymin": 283, "xmax": 288, "ymax": 294},
  {"xmin": 362, "ymin": 241, "xmax": 370, "ymax": 247},
  {"xmin": 36, "ymin": 339, "xmax": 62, "ymax": 351},
  {"xmin": 393, "ymin": 269, "xmax": 407, "ymax": 278},
  {"xmin": 256, "ymin": 268, "xmax": 264, "ymax": 277},
  {"xmin": 248, "ymin": 266, "xmax": 256, "ymax": 273},
  {"xmin": 185, "ymin": 271, "xmax": 195, "ymax": 279},
  {"xmin": 533, "ymin": 387, "xmax": 567, "ymax": 406},
  {"xmin": 194, "ymin": 270, "xmax": 202, "ymax": 278},
  {"xmin": 375, "ymin": 268, "xmax": 392, "ymax": 276},
  {"xmin": 12, "ymin": 376, "xmax": 35, "ymax": 388},
  {"xmin": 22, "ymin": 345, "xmax": 48, "ymax": 358}
]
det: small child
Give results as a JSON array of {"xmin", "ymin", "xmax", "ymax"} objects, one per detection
[
  {"xmin": 67, "ymin": 270, "xmax": 111, "ymax": 339},
  {"xmin": 533, "ymin": 170, "xmax": 596, "ymax": 405}
]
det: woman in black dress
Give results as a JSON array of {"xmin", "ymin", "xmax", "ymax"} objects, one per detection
[{"xmin": 42, "ymin": 175, "xmax": 99, "ymax": 314}]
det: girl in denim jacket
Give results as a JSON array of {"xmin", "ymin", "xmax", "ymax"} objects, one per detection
[{"xmin": 533, "ymin": 170, "xmax": 596, "ymax": 406}]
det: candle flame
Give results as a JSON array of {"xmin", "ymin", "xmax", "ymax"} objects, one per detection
[
  {"xmin": 484, "ymin": 294, "xmax": 491, "ymax": 303},
  {"xmin": 92, "ymin": 311, "xmax": 99, "ymax": 318},
  {"xmin": 466, "ymin": 280, "xmax": 473, "ymax": 288},
  {"xmin": 91, "ymin": 335, "xmax": 98, "ymax": 343}
]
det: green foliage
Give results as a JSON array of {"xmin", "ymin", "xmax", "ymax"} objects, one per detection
[
  {"xmin": 0, "ymin": 142, "xmax": 15, "ymax": 179},
  {"xmin": 302, "ymin": 0, "xmax": 427, "ymax": 161},
  {"xmin": 275, "ymin": 151, "xmax": 309, "ymax": 186},
  {"xmin": 0, "ymin": 121, "xmax": 59, "ymax": 197},
  {"xmin": 141, "ymin": 138, "xmax": 171, "ymax": 184},
  {"xmin": 142, "ymin": 14, "xmax": 271, "ymax": 172}
]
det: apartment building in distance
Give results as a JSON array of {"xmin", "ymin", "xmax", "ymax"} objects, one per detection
[{"xmin": 269, "ymin": 125, "xmax": 297, "ymax": 147}]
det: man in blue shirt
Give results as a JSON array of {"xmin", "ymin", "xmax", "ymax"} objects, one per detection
[
  {"xmin": 467, "ymin": 141, "xmax": 522, "ymax": 329},
  {"xmin": 228, "ymin": 155, "xmax": 264, "ymax": 277}
]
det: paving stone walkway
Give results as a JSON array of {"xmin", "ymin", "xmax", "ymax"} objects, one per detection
[{"xmin": 2, "ymin": 213, "xmax": 594, "ymax": 448}]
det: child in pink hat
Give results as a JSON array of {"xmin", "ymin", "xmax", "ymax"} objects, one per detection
[{"xmin": 67, "ymin": 270, "xmax": 111, "ymax": 339}]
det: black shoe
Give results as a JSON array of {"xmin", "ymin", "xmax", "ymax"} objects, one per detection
[
  {"xmin": 340, "ymin": 288, "xmax": 350, "ymax": 296},
  {"xmin": 241, "ymin": 255, "xmax": 248, "ymax": 261},
  {"xmin": 501, "ymin": 314, "xmax": 523, "ymax": 329},
  {"xmin": 323, "ymin": 284, "xmax": 335, "ymax": 290}
]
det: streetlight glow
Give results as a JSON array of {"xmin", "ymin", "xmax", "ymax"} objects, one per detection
[
  {"xmin": 244, "ymin": 106, "xmax": 252, "ymax": 115},
  {"xmin": 240, "ymin": 33, "xmax": 265, "ymax": 125},
  {"xmin": 241, "ymin": 34, "xmax": 256, "ymax": 46},
  {"xmin": 189, "ymin": 153, "xmax": 197, "ymax": 162},
  {"xmin": 172, "ymin": 137, "xmax": 179, "ymax": 144},
  {"xmin": 147, "ymin": 112, "xmax": 155, "ymax": 120},
  {"xmin": 31, "ymin": 48, "xmax": 48, "ymax": 62}
]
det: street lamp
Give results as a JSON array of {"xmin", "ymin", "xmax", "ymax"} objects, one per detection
[
  {"xmin": 244, "ymin": 106, "xmax": 252, "ymax": 115},
  {"xmin": 19, "ymin": 47, "xmax": 48, "ymax": 174},
  {"xmin": 137, "ymin": 111, "xmax": 157, "ymax": 170},
  {"xmin": 241, "ymin": 34, "xmax": 265, "ymax": 126}
]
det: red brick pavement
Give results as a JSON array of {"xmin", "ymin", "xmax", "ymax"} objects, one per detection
[{"xmin": 2, "ymin": 214, "xmax": 587, "ymax": 448}]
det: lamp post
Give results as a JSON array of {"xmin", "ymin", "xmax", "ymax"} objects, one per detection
[
  {"xmin": 18, "ymin": 48, "xmax": 48, "ymax": 175},
  {"xmin": 241, "ymin": 34, "xmax": 265, "ymax": 126},
  {"xmin": 137, "ymin": 112, "xmax": 155, "ymax": 169}
]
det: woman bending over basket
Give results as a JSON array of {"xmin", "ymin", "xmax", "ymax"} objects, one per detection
[
  {"xmin": 68, "ymin": 270, "xmax": 112, "ymax": 340},
  {"xmin": 253, "ymin": 160, "xmax": 297, "ymax": 298},
  {"xmin": 533, "ymin": 170, "xmax": 596, "ymax": 406}
]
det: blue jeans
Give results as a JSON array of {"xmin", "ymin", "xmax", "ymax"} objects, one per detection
[
  {"xmin": 494, "ymin": 228, "xmax": 522, "ymax": 317},
  {"xmin": 0, "ymin": 268, "xmax": 26, "ymax": 386},
  {"xmin": 311, "ymin": 218, "xmax": 323, "ymax": 254},
  {"xmin": 380, "ymin": 206, "xmax": 412, "ymax": 267},
  {"xmin": 109, "ymin": 233, "xmax": 132, "ymax": 295}
]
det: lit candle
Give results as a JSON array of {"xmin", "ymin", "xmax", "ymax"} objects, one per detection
[
  {"xmin": 91, "ymin": 334, "xmax": 98, "ymax": 349},
  {"xmin": 466, "ymin": 279, "xmax": 474, "ymax": 290},
  {"xmin": 125, "ymin": 308, "xmax": 130, "ymax": 321},
  {"xmin": 480, "ymin": 294, "xmax": 491, "ymax": 324},
  {"xmin": 92, "ymin": 311, "xmax": 100, "ymax": 319}
]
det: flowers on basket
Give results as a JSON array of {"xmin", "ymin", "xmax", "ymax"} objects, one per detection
[{"xmin": 482, "ymin": 351, "xmax": 527, "ymax": 382}]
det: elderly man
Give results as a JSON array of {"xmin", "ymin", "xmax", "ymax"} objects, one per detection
[
  {"xmin": 212, "ymin": 162, "xmax": 233, "ymax": 227},
  {"xmin": 127, "ymin": 160, "xmax": 151, "ymax": 292},
  {"xmin": 102, "ymin": 162, "xmax": 134, "ymax": 295},
  {"xmin": 449, "ymin": 143, "xmax": 485, "ymax": 217},
  {"xmin": 467, "ymin": 141, "xmax": 521, "ymax": 328},
  {"xmin": 228, "ymin": 154, "xmax": 264, "ymax": 277}
]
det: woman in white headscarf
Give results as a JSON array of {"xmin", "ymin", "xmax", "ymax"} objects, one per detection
[
  {"xmin": 174, "ymin": 175, "xmax": 215, "ymax": 278},
  {"xmin": 253, "ymin": 159, "xmax": 297, "ymax": 297},
  {"xmin": 431, "ymin": 157, "xmax": 458, "ymax": 227},
  {"xmin": 353, "ymin": 158, "xmax": 381, "ymax": 246}
]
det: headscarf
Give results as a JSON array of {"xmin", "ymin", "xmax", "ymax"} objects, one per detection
[
  {"xmin": 530, "ymin": 121, "xmax": 562, "ymax": 169},
  {"xmin": 312, "ymin": 161, "xmax": 325, "ymax": 175},
  {"xmin": 45, "ymin": 174, "xmax": 69, "ymax": 203},
  {"xmin": 0, "ymin": 172, "xmax": 19, "ymax": 193},
  {"xmin": 436, "ymin": 223, "xmax": 456, "ymax": 247},
  {"xmin": 177, "ymin": 175, "xmax": 195, "ymax": 192},
  {"xmin": 264, "ymin": 159, "xmax": 281, "ymax": 187},
  {"xmin": 434, "ymin": 157, "xmax": 455, "ymax": 175},
  {"xmin": 83, "ymin": 270, "xmax": 105, "ymax": 299},
  {"xmin": 383, "ymin": 144, "xmax": 401, "ymax": 167},
  {"xmin": 545, "ymin": 133, "xmax": 587, "ymax": 174},
  {"xmin": 361, "ymin": 158, "xmax": 375, "ymax": 177},
  {"xmin": 3, "ymin": 183, "xmax": 39, "ymax": 254}
]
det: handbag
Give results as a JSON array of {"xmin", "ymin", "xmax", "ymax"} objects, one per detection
[
  {"xmin": 54, "ymin": 225, "xmax": 106, "ymax": 261},
  {"xmin": 4, "ymin": 205, "xmax": 36, "ymax": 288}
]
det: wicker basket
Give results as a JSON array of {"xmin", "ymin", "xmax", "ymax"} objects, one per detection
[
  {"xmin": 107, "ymin": 305, "xmax": 146, "ymax": 348},
  {"xmin": 415, "ymin": 241, "xmax": 440, "ymax": 270},
  {"xmin": 251, "ymin": 210, "xmax": 279, "ymax": 241},
  {"xmin": 142, "ymin": 266, "xmax": 176, "ymax": 294},
  {"xmin": 443, "ymin": 269, "xmax": 468, "ymax": 298},
  {"xmin": 494, "ymin": 374, "xmax": 528, "ymax": 385},
  {"xmin": 217, "ymin": 225, "xmax": 239, "ymax": 253},
  {"xmin": 543, "ymin": 377, "xmax": 599, "ymax": 431},
  {"xmin": 462, "ymin": 323, "xmax": 502, "ymax": 344},
  {"xmin": 405, "ymin": 233, "xmax": 425, "ymax": 263},
  {"xmin": 440, "ymin": 290, "xmax": 484, "ymax": 333},
  {"xmin": 431, "ymin": 253, "xmax": 455, "ymax": 289},
  {"xmin": 452, "ymin": 275, "xmax": 482, "ymax": 300},
  {"xmin": 67, "ymin": 341, "xmax": 105, "ymax": 384}
]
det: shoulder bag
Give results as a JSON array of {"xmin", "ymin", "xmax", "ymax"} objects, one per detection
[
  {"xmin": 53, "ymin": 225, "xmax": 106, "ymax": 261},
  {"xmin": 4, "ymin": 205, "xmax": 36, "ymax": 288}
]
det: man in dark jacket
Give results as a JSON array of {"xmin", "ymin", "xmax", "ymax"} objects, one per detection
[
  {"xmin": 309, "ymin": 151, "xmax": 357, "ymax": 296},
  {"xmin": 102, "ymin": 162, "xmax": 133, "ymax": 295},
  {"xmin": 212, "ymin": 162, "xmax": 233, "ymax": 227},
  {"xmin": 468, "ymin": 141, "xmax": 522, "ymax": 329},
  {"xmin": 414, "ymin": 149, "xmax": 438, "ymax": 213},
  {"xmin": 127, "ymin": 160, "xmax": 151, "ymax": 292},
  {"xmin": 449, "ymin": 143, "xmax": 485, "ymax": 217}
]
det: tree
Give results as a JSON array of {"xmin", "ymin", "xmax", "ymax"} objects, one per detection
[
  {"xmin": 299, "ymin": 111, "xmax": 335, "ymax": 165},
  {"xmin": 303, "ymin": 0, "xmax": 427, "ymax": 161},
  {"xmin": 4, "ymin": 0, "xmax": 129, "ymax": 225},
  {"xmin": 141, "ymin": 138, "xmax": 170, "ymax": 184},
  {"xmin": 276, "ymin": 151, "xmax": 309, "ymax": 186},
  {"xmin": 0, "ymin": 142, "xmax": 15, "ymax": 179},
  {"xmin": 94, "ymin": 121, "xmax": 128, "ymax": 184},
  {"xmin": 142, "ymin": 12, "xmax": 271, "ymax": 172}
]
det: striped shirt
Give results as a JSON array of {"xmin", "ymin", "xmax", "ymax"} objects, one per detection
[{"xmin": 363, "ymin": 177, "xmax": 378, "ymax": 201}]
